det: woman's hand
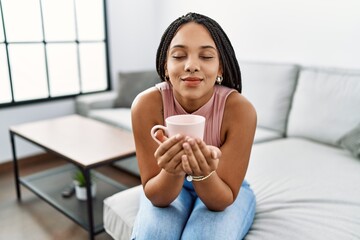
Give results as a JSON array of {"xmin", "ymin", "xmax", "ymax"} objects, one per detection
[
  {"xmin": 181, "ymin": 138, "xmax": 221, "ymax": 176},
  {"xmin": 153, "ymin": 130, "xmax": 186, "ymax": 176}
]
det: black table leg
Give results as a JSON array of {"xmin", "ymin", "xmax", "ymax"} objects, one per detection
[
  {"xmin": 10, "ymin": 132, "xmax": 21, "ymax": 201},
  {"xmin": 84, "ymin": 169, "xmax": 95, "ymax": 240}
]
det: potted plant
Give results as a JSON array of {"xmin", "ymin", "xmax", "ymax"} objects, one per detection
[{"xmin": 73, "ymin": 170, "xmax": 96, "ymax": 201}]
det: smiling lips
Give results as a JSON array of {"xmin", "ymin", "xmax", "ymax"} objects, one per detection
[{"xmin": 182, "ymin": 77, "xmax": 202, "ymax": 87}]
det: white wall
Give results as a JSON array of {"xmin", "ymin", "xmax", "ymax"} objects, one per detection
[
  {"xmin": 1, "ymin": 0, "xmax": 360, "ymax": 163},
  {"xmin": 156, "ymin": 0, "xmax": 360, "ymax": 69},
  {"xmin": 106, "ymin": 0, "xmax": 159, "ymax": 90}
]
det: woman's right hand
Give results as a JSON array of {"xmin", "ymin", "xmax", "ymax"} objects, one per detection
[{"xmin": 153, "ymin": 131, "xmax": 186, "ymax": 176}]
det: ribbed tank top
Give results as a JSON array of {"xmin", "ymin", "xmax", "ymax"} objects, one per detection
[{"xmin": 155, "ymin": 82, "xmax": 236, "ymax": 147}]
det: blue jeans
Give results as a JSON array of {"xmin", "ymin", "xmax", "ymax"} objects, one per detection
[{"xmin": 131, "ymin": 179, "xmax": 256, "ymax": 240}]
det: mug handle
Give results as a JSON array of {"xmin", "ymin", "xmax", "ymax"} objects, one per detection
[{"xmin": 150, "ymin": 125, "xmax": 168, "ymax": 145}]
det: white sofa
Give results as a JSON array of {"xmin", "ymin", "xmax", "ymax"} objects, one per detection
[{"xmin": 75, "ymin": 62, "xmax": 360, "ymax": 239}]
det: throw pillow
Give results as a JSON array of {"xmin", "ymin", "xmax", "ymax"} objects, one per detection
[
  {"xmin": 287, "ymin": 68, "xmax": 360, "ymax": 146},
  {"xmin": 339, "ymin": 123, "xmax": 360, "ymax": 158},
  {"xmin": 240, "ymin": 61, "xmax": 299, "ymax": 134},
  {"xmin": 114, "ymin": 71, "xmax": 161, "ymax": 108}
]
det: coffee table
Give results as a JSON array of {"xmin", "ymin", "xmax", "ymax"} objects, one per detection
[{"xmin": 9, "ymin": 115, "xmax": 136, "ymax": 240}]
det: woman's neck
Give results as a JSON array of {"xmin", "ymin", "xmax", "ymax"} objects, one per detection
[{"xmin": 173, "ymin": 89, "xmax": 214, "ymax": 114}]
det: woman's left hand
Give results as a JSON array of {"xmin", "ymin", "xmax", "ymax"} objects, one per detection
[{"xmin": 181, "ymin": 138, "xmax": 221, "ymax": 177}]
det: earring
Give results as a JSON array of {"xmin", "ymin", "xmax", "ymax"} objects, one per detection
[{"xmin": 216, "ymin": 76, "xmax": 223, "ymax": 85}]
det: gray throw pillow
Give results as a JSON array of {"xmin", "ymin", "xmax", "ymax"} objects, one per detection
[
  {"xmin": 114, "ymin": 71, "xmax": 161, "ymax": 108},
  {"xmin": 339, "ymin": 123, "xmax": 360, "ymax": 158}
]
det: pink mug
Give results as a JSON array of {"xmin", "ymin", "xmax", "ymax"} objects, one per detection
[{"xmin": 150, "ymin": 114, "xmax": 205, "ymax": 144}]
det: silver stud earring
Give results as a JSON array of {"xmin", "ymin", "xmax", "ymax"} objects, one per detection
[{"xmin": 216, "ymin": 76, "xmax": 223, "ymax": 85}]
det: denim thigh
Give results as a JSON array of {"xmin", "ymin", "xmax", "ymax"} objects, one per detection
[
  {"xmin": 131, "ymin": 187, "xmax": 195, "ymax": 240},
  {"xmin": 180, "ymin": 180, "xmax": 256, "ymax": 240}
]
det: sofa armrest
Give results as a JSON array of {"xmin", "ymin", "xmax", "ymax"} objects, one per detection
[
  {"xmin": 75, "ymin": 91, "xmax": 118, "ymax": 116},
  {"xmin": 104, "ymin": 185, "xmax": 142, "ymax": 240}
]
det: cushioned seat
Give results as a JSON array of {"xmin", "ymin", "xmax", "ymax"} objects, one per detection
[
  {"xmin": 104, "ymin": 138, "xmax": 360, "ymax": 240},
  {"xmin": 245, "ymin": 138, "xmax": 360, "ymax": 239},
  {"xmin": 253, "ymin": 127, "xmax": 283, "ymax": 143},
  {"xmin": 89, "ymin": 108, "xmax": 132, "ymax": 131}
]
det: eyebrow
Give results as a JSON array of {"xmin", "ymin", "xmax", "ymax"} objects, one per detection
[{"xmin": 170, "ymin": 44, "xmax": 217, "ymax": 50}]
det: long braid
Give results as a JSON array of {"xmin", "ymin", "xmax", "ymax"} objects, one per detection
[{"xmin": 156, "ymin": 13, "xmax": 242, "ymax": 93}]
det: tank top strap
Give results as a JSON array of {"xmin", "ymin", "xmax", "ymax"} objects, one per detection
[
  {"xmin": 155, "ymin": 82, "xmax": 177, "ymax": 119},
  {"xmin": 208, "ymin": 85, "xmax": 237, "ymax": 147}
]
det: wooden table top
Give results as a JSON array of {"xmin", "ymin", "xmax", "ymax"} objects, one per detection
[{"xmin": 10, "ymin": 115, "xmax": 136, "ymax": 168}]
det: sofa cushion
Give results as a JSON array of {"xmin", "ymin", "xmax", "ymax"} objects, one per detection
[
  {"xmin": 287, "ymin": 67, "xmax": 360, "ymax": 146},
  {"xmin": 339, "ymin": 123, "xmax": 360, "ymax": 158},
  {"xmin": 240, "ymin": 61, "xmax": 299, "ymax": 134},
  {"xmin": 114, "ymin": 71, "xmax": 160, "ymax": 108},
  {"xmin": 245, "ymin": 138, "xmax": 360, "ymax": 239},
  {"xmin": 253, "ymin": 127, "xmax": 283, "ymax": 144},
  {"xmin": 88, "ymin": 108, "xmax": 132, "ymax": 131},
  {"xmin": 75, "ymin": 91, "xmax": 118, "ymax": 116}
]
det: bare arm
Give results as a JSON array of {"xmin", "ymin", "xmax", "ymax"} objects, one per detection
[
  {"xmin": 131, "ymin": 87, "xmax": 186, "ymax": 207},
  {"xmin": 182, "ymin": 92, "xmax": 257, "ymax": 211}
]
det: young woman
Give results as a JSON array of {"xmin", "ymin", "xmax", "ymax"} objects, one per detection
[{"xmin": 131, "ymin": 12, "xmax": 257, "ymax": 239}]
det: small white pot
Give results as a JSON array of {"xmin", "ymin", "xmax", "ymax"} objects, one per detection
[{"xmin": 74, "ymin": 181, "xmax": 96, "ymax": 201}]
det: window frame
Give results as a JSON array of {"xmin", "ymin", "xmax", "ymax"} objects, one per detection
[{"xmin": 0, "ymin": 0, "xmax": 111, "ymax": 108}]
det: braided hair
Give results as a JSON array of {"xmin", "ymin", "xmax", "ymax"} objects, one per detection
[{"xmin": 156, "ymin": 12, "xmax": 242, "ymax": 93}]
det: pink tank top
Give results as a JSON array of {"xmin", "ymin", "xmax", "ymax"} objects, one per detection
[{"xmin": 156, "ymin": 82, "xmax": 236, "ymax": 147}]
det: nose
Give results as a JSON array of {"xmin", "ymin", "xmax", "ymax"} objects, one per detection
[{"xmin": 184, "ymin": 56, "xmax": 200, "ymax": 73}]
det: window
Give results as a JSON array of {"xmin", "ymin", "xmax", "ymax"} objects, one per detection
[{"xmin": 0, "ymin": 0, "xmax": 110, "ymax": 107}]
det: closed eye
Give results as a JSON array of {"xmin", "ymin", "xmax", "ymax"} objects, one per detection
[
  {"xmin": 172, "ymin": 55, "xmax": 186, "ymax": 59},
  {"xmin": 201, "ymin": 56, "xmax": 213, "ymax": 59}
]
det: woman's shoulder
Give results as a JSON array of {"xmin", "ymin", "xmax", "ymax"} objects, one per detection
[
  {"xmin": 225, "ymin": 91, "xmax": 257, "ymax": 122},
  {"xmin": 221, "ymin": 91, "xmax": 257, "ymax": 144},
  {"xmin": 131, "ymin": 86, "xmax": 162, "ymax": 114}
]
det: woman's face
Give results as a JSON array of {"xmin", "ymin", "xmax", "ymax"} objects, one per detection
[{"xmin": 165, "ymin": 22, "xmax": 222, "ymax": 111}]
